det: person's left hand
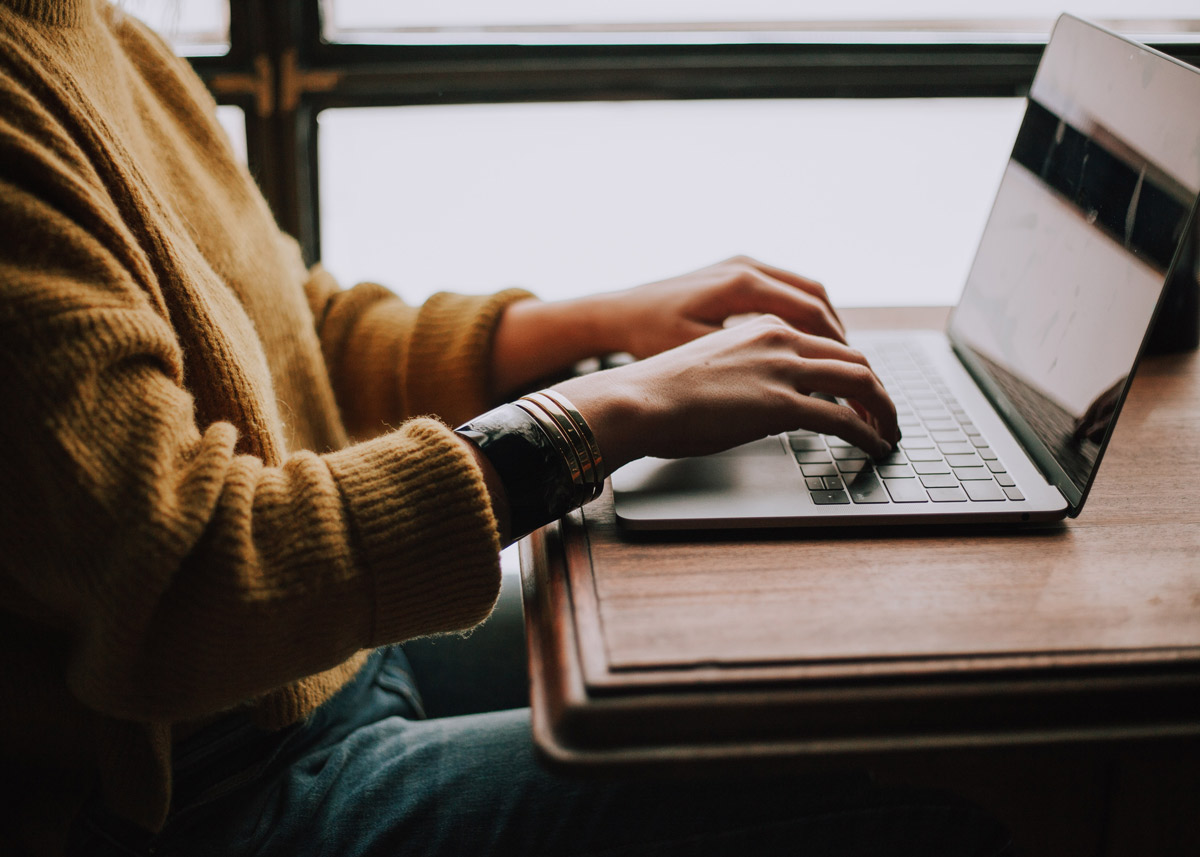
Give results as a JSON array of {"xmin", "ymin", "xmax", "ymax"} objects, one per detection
[
  {"xmin": 491, "ymin": 256, "xmax": 847, "ymax": 400},
  {"xmin": 591, "ymin": 255, "xmax": 847, "ymax": 359}
]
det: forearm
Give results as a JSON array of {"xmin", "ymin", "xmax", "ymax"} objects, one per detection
[
  {"xmin": 308, "ymin": 270, "xmax": 535, "ymax": 431},
  {"xmin": 490, "ymin": 293, "xmax": 629, "ymax": 400}
]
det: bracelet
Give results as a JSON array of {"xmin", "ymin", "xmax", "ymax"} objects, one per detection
[
  {"xmin": 455, "ymin": 390, "xmax": 606, "ymax": 539},
  {"xmin": 523, "ymin": 390, "xmax": 606, "ymax": 502}
]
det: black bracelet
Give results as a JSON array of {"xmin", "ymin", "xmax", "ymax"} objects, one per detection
[{"xmin": 455, "ymin": 403, "xmax": 584, "ymax": 540}]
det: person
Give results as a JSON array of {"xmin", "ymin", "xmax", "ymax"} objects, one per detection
[{"xmin": 0, "ymin": 2, "xmax": 1010, "ymax": 855}]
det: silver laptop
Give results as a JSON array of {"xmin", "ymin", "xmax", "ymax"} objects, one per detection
[{"xmin": 611, "ymin": 14, "xmax": 1200, "ymax": 531}]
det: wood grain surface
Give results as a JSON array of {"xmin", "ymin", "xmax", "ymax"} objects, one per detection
[{"xmin": 570, "ymin": 307, "xmax": 1200, "ymax": 683}]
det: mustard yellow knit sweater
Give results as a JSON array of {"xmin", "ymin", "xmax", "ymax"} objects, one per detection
[{"xmin": 0, "ymin": 1, "xmax": 532, "ymax": 851}]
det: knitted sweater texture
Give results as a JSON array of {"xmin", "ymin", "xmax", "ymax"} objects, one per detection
[{"xmin": 0, "ymin": 1, "xmax": 531, "ymax": 851}]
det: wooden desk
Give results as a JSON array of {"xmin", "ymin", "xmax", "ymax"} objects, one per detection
[{"xmin": 519, "ymin": 306, "xmax": 1200, "ymax": 852}]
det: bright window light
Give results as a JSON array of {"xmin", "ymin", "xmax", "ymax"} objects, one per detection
[
  {"xmin": 318, "ymin": 98, "xmax": 1026, "ymax": 308},
  {"xmin": 322, "ymin": 1, "xmax": 1200, "ymax": 44},
  {"xmin": 120, "ymin": 0, "xmax": 229, "ymax": 57}
]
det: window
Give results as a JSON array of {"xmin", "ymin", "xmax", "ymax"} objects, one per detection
[
  {"xmin": 165, "ymin": 2, "xmax": 1199, "ymax": 306},
  {"xmin": 322, "ymin": 1, "xmax": 1200, "ymax": 45},
  {"xmin": 318, "ymin": 98, "xmax": 1024, "ymax": 307},
  {"xmin": 215, "ymin": 105, "xmax": 248, "ymax": 165},
  {"xmin": 121, "ymin": 0, "xmax": 230, "ymax": 56}
]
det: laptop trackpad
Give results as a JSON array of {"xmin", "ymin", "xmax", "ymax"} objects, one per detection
[{"xmin": 611, "ymin": 437, "xmax": 809, "ymax": 522}]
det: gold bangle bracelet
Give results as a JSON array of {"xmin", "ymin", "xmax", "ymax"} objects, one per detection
[
  {"xmin": 519, "ymin": 395, "xmax": 600, "ymax": 503},
  {"xmin": 527, "ymin": 392, "xmax": 604, "ymax": 503},
  {"xmin": 539, "ymin": 389, "xmax": 605, "ymax": 484},
  {"xmin": 522, "ymin": 393, "xmax": 600, "ymax": 487},
  {"xmin": 513, "ymin": 399, "xmax": 586, "ymax": 485}
]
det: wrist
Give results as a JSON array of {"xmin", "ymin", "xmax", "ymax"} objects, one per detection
[
  {"xmin": 491, "ymin": 294, "xmax": 628, "ymax": 398},
  {"xmin": 456, "ymin": 391, "xmax": 606, "ymax": 543},
  {"xmin": 551, "ymin": 371, "xmax": 646, "ymax": 474}
]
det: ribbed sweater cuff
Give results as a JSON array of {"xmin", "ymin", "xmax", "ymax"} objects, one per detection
[
  {"xmin": 325, "ymin": 418, "xmax": 502, "ymax": 646},
  {"xmin": 408, "ymin": 288, "xmax": 535, "ymax": 422}
]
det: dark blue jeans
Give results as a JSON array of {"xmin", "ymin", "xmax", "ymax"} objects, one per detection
[{"xmin": 70, "ymin": 644, "xmax": 1012, "ymax": 857}]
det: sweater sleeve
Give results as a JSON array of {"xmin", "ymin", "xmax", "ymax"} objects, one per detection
[
  {"xmin": 304, "ymin": 265, "xmax": 535, "ymax": 437},
  {"xmin": 0, "ymin": 115, "xmax": 502, "ymax": 727}
]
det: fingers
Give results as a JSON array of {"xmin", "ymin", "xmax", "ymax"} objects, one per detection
[
  {"xmin": 794, "ymin": 395, "xmax": 894, "ymax": 460},
  {"xmin": 725, "ymin": 256, "xmax": 847, "ymax": 342},
  {"xmin": 744, "ymin": 319, "xmax": 899, "ymax": 448},
  {"xmin": 794, "ymin": 358, "xmax": 899, "ymax": 447}
]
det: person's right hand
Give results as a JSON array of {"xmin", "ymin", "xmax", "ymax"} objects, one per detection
[{"xmin": 551, "ymin": 313, "xmax": 900, "ymax": 473}]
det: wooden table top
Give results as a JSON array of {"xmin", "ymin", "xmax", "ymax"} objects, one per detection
[{"xmin": 520, "ymin": 307, "xmax": 1200, "ymax": 771}]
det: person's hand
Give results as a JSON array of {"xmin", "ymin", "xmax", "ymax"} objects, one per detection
[
  {"xmin": 591, "ymin": 255, "xmax": 847, "ymax": 359},
  {"xmin": 491, "ymin": 256, "xmax": 847, "ymax": 398},
  {"xmin": 551, "ymin": 314, "xmax": 899, "ymax": 473}
]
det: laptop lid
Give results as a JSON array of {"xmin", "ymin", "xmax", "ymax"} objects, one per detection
[{"xmin": 945, "ymin": 14, "xmax": 1200, "ymax": 517}]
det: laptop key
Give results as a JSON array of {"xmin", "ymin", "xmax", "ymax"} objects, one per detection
[
  {"xmin": 904, "ymin": 448, "xmax": 945, "ymax": 461},
  {"xmin": 963, "ymin": 480, "xmax": 1005, "ymax": 501},
  {"xmin": 800, "ymin": 463, "xmax": 838, "ymax": 477},
  {"xmin": 831, "ymin": 446, "xmax": 869, "ymax": 460},
  {"xmin": 953, "ymin": 467, "xmax": 993, "ymax": 481},
  {"xmin": 878, "ymin": 464, "xmax": 915, "ymax": 478},
  {"xmin": 846, "ymin": 470, "xmax": 890, "ymax": 504},
  {"xmin": 931, "ymin": 430, "xmax": 967, "ymax": 443},
  {"xmin": 986, "ymin": 460, "xmax": 1007, "ymax": 473},
  {"xmin": 805, "ymin": 477, "xmax": 826, "ymax": 490},
  {"xmin": 912, "ymin": 461, "xmax": 952, "ymax": 475},
  {"xmin": 883, "ymin": 479, "xmax": 929, "ymax": 503},
  {"xmin": 945, "ymin": 453, "xmax": 982, "ymax": 467},
  {"xmin": 938, "ymin": 442, "xmax": 976, "ymax": 455},
  {"xmin": 810, "ymin": 489, "xmax": 850, "ymax": 505},
  {"xmin": 824, "ymin": 476, "xmax": 845, "ymax": 490},
  {"xmin": 995, "ymin": 473, "xmax": 1016, "ymax": 487},
  {"xmin": 788, "ymin": 435, "xmax": 826, "ymax": 451},
  {"xmin": 1004, "ymin": 487, "xmax": 1025, "ymax": 501},
  {"xmin": 837, "ymin": 459, "xmax": 870, "ymax": 473},
  {"xmin": 928, "ymin": 486, "xmax": 969, "ymax": 502},
  {"xmin": 977, "ymin": 447, "xmax": 999, "ymax": 460},
  {"xmin": 920, "ymin": 473, "xmax": 959, "ymax": 488},
  {"xmin": 899, "ymin": 436, "xmax": 936, "ymax": 449},
  {"xmin": 794, "ymin": 450, "xmax": 834, "ymax": 464}
]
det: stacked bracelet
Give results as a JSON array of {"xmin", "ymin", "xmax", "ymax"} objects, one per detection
[
  {"xmin": 455, "ymin": 390, "xmax": 606, "ymax": 539},
  {"xmin": 515, "ymin": 391, "xmax": 605, "ymax": 503}
]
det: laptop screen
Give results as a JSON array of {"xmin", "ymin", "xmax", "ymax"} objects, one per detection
[{"xmin": 947, "ymin": 14, "xmax": 1200, "ymax": 510}]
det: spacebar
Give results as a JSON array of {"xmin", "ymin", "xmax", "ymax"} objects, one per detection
[{"xmin": 847, "ymin": 470, "xmax": 890, "ymax": 504}]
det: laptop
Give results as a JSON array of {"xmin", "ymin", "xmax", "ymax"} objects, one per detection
[{"xmin": 611, "ymin": 14, "xmax": 1200, "ymax": 531}]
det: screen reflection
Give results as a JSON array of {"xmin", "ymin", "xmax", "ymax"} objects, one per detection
[{"xmin": 949, "ymin": 15, "xmax": 1200, "ymax": 497}]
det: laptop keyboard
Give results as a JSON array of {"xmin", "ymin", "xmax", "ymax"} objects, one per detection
[{"xmin": 789, "ymin": 342, "xmax": 1026, "ymax": 506}]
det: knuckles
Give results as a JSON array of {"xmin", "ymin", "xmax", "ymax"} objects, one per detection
[
  {"xmin": 742, "ymin": 314, "xmax": 799, "ymax": 347},
  {"xmin": 844, "ymin": 362, "xmax": 875, "ymax": 387}
]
